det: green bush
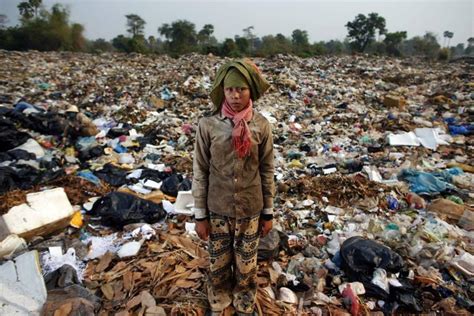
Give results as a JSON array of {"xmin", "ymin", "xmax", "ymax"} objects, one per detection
[
  {"xmin": 438, "ymin": 47, "xmax": 450, "ymax": 61},
  {"xmin": 0, "ymin": 4, "xmax": 86, "ymax": 52}
]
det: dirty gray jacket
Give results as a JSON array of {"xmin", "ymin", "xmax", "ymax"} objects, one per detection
[{"xmin": 192, "ymin": 110, "xmax": 275, "ymax": 219}]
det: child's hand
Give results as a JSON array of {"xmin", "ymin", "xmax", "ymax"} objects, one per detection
[
  {"xmin": 259, "ymin": 219, "xmax": 273, "ymax": 237},
  {"xmin": 195, "ymin": 219, "xmax": 210, "ymax": 241}
]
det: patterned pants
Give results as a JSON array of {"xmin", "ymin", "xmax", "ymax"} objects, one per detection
[{"xmin": 207, "ymin": 212, "xmax": 260, "ymax": 314}]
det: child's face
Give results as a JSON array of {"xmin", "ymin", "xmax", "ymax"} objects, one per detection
[{"xmin": 224, "ymin": 87, "xmax": 251, "ymax": 112}]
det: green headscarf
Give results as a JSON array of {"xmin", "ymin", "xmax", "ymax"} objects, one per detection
[
  {"xmin": 210, "ymin": 59, "xmax": 270, "ymax": 113},
  {"xmin": 223, "ymin": 68, "xmax": 250, "ymax": 89}
]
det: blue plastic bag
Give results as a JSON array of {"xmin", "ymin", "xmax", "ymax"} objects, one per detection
[{"xmin": 398, "ymin": 168, "xmax": 462, "ymax": 194}]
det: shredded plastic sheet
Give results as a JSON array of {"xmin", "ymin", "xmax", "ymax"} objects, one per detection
[
  {"xmin": 83, "ymin": 233, "xmax": 119, "ymax": 260},
  {"xmin": 41, "ymin": 247, "xmax": 86, "ymax": 281}
]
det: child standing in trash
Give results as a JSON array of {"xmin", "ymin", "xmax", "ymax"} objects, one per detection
[{"xmin": 192, "ymin": 59, "xmax": 275, "ymax": 315}]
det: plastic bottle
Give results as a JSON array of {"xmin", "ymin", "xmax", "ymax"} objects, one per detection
[
  {"xmin": 386, "ymin": 196, "xmax": 399, "ymax": 210},
  {"xmin": 448, "ymin": 125, "xmax": 469, "ymax": 135},
  {"xmin": 447, "ymin": 195, "xmax": 463, "ymax": 205}
]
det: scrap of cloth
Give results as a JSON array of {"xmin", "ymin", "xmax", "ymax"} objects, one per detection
[{"xmin": 221, "ymin": 99, "xmax": 253, "ymax": 158}]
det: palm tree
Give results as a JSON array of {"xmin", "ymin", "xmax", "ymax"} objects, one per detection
[
  {"xmin": 158, "ymin": 23, "xmax": 171, "ymax": 39},
  {"xmin": 125, "ymin": 14, "xmax": 146, "ymax": 38},
  {"xmin": 17, "ymin": 0, "xmax": 42, "ymax": 20},
  {"xmin": 447, "ymin": 31, "xmax": 454, "ymax": 47},
  {"xmin": 443, "ymin": 30, "xmax": 454, "ymax": 48},
  {"xmin": 468, "ymin": 37, "xmax": 474, "ymax": 47},
  {"xmin": 29, "ymin": 0, "xmax": 42, "ymax": 18},
  {"xmin": 198, "ymin": 24, "xmax": 214, "ymax": 46},
  {"xmin": 17, "ymin": 2, "xmax": 34, "ymax": 20}
]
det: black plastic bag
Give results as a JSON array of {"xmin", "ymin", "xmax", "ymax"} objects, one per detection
[
  {"xmin": 161, "ymin": 173, "xmax": 191, "ymax": 197},
  {"xmin": 0, "ymin": 129, "xmax": 30, "ymax": 151},
  {"xmin": 161, "ymin": 174, "xmax": 182, "ymax": 197},
  {"xmin": 340, "ymin": 236, "xmax": 405, "ymax": 281},
  {"xmin": 13, "ymin": 164, "xmax": 42, "ymax": 187},
  {"xmin": 0, "ymin": 152, "xmax": 11, "ymax": 162},
  {"xmin": 0, "ymin": 164, "xmax": 65, "ymax": 194},
  {"xmin": 0, "ymin": 166, "xmax": 18, "ymax": 193},
  {"xmin": 6, "ymin": 110, "xmax": 67, "ymax": 136},
  {"xmin": 78, "ymin": 146, "xmax": 104, "ymax": 161},
  {"xmin": 0, "ymin": 165, "xmax": 42, "ymax": 193},
  {"xmin": 136, "ymin": 135, "xmax": 156, "ymax": 150},
  {"xmin": 39, "ymin": 157, "xmax": 61, "ymax": 170},
  {"xmin": 38, "ymin": 168, "xmax": 65, "ymax": 185},
  {"xmin": 378, "ymin": 279, "xmax": 423, "ymax": 314},
  {"xmin": 107, "ymin": 125, "xmax": 132, "ymax": 138},
  {"xmin": 140, "ymin": 168, "xmax": 170, "ymax": 182},
  {"xmin": 178, "ymin": 177, "xmax": 192, "ymax": 191},
  {"xmin": 0, "ymin": 115, "xmax": 14, "ymax": 128},
  {"xmin": 94, "ymin": 163, "xmax": 128, "ymax": 186},
  {"xmin": 91, "ymin": 192, "xmax": 166, "ymax": 228},
  {"xmin": 340, "ymin": 236, "xmax": 405, "ymax": 299},
  {"xmin": 340, "ymin": 237, "xmax": 422, "ymax": 312},
  {"xmin": 0, "ymin": 149, "xmax": 36, "ymax": 163},
  {"xmin": 8, "ymin": 149, "xmax": 37, "ymax": 161}
]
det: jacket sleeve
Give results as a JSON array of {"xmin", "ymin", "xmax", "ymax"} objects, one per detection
[
  {"xmin": 192, "ymin": 118, "xmax": 211, "ymax": 219},
  {"xmin": 259, "ymin": 120, "xmax": 275, "ymax": 214}
]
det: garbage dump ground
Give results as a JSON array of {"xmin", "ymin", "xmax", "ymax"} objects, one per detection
[{"xmin": 0, "ymin": 50, "xmax": 473, "ymax": 315}]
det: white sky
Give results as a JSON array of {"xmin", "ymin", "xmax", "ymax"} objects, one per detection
[{"xmin": 1, "ymin": 0, "xmax": 473, "ymax": 45}]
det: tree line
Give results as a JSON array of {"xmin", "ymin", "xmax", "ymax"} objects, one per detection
[{"xmin": 1, "ymin": 0, "xmax": 473, "ymax": 60}]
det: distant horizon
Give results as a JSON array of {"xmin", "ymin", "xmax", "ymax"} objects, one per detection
[{"xmin": 1, "ymin": 0, "xmax": 472, "ymax": 46}]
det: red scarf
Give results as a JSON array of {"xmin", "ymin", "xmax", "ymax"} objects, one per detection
[{"xmin": 221, "ymin": 99, "xmax": 253, "ymax": 158}]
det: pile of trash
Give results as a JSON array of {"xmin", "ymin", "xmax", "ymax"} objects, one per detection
[{"xmin": 0, "ymin": 50, "xmax": 472, "ymax": 315}]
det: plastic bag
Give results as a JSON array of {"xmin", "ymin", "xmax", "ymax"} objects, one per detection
[
  {"xmin": 340, "ymin": 236, "xmax": 405, "ymax": 297},
  {"xmin": 94, "ymin": 163, "xmax": 128, "ymax": 186},
  {"xmin": 341, "ymin": 237, "xmax": 405, "ymax": 277},
  {"xmin": 0, "ymin": 149, "xmax": 36, "ymax": 162},
  {"xmin": 140, "ymin": 168, "xmax": 169, "ymax": 182},
  {"xmin": 398, "ymin": 169, "xmax": 457, "ymax": 194},
  {"xmin": 0, "ymin": 129, "xmax": 30, "ymax": 151},
  {"xmin": 0, "ymin": 165, "xmax": 42, "ymax": 193},
  {"xmin": 161, "ymin": 174, "xmax": 191, "ymax": 197},
  {"xmin": 91, "ymin": 192, "xmax": 166, "ymax": 228},
  {"xmin": 78, "ymin": 146, "xmax": 104, "ymax": 161}
]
